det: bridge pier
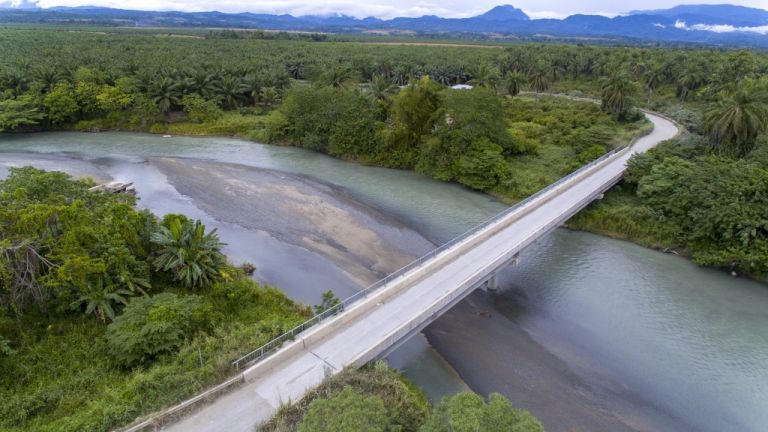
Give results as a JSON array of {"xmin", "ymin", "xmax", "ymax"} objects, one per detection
[{"xmin": 480, "ymin": 253, "xmax": 520, "ymax": 292}]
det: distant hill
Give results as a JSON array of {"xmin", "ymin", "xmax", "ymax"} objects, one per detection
[
  {"xmin": 630, "ymin": 4, "xmax": 768, "ymax": 26},
  {"xmin": 1, "ymin": 3, "xmax": 767, "ymax": 47},
  {"xmin": 475, "ymin": 5, "xmax": 529, "ymax": 21}
]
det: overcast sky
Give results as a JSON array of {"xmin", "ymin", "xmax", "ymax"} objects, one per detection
[{"xmin": 3, "ymin": 0, "xmax": 767, "ymax": 19}]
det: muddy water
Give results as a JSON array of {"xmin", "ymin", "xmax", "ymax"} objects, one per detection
[{"xmin": 2, "ymin": 132, "xmax": 768, "ymax": 432}]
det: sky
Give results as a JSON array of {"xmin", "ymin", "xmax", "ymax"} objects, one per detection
[{"xmin": 2, "ymin": 0, "xmax": 767, "ymax": 19}]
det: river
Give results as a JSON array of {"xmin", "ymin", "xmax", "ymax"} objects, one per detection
[{"xmin": 1, "ymin": 131, "xmax": 766, "ymax": 432}]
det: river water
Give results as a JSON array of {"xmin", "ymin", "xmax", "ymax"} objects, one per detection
[{"xmin": 1, "ymin": 132, "xmax": 766, "ymax": 432}]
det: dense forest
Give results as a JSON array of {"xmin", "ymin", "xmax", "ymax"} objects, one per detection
[{"xmin": 1, "ymin": 25, "xmax": 768, "ymax": 430}]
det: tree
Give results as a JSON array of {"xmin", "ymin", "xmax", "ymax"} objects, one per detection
[
  {"xmin": 0, "ymin": 99, "xmax": 43, "ymax": 132},
  {"xmin": 468, "ymin": 64, "xmax": 499, "ymax": 89},
  {"xmin": 318, "ymin": 65, "xmax": 354, "ymax": 89},
  {"xmin": 298, "ymin": 386, "xmax": 389, "ymax": 432},
  {"xmin": 216, "ymin": 75, "xmax": 248, "ymax": 109},
  {"xmin": 419, "ymin": 392, "xmax": 543, "ymax": 432},
  {"xmin": 502, "ymin": 71, "xmax": 526, "ymax": 97},
  {"xmin": 314, "ymin": 290, "xmax": 340, "ymax": 315},
  {"xmin": 381, "ymin": 76, "xmax": 442, "ymax": 167},
  {"xmin": 105, "ymin": 293, "xmax": 207, "ymax": 366},
  {"xmin": 0, "ymin": 167, "xmax": 154, "ymax": 316},
  {"xmin": 456, "ymin": 138, "xmax": 508, "ymax": 191},
  {"xmin": 149, "ymin": 76, "xmax": 181, "ymax": 114},
  {"xmin": 96, "ymin": 84, "xmax": 133, "ymax": 112},
  {"xmin": 643, "ymin": 65, "xmax": 663, "ymax": 105},
  {"xmin": 151, "ymin": 218, "xmax": 226, "ymax": 290},
  {"xmin": 600, "ymin": 72, "xmax": 637, "ymax": 120},
  {"xmin": 32, "ymin": 66, "xmax": 65, "ymax": 93},
  {"xmin": 368, "ymin": 74, "xmax": 397, "ymax": 101},
  {"xmin": 703, "ymin": 80, "xmax": 768, "ymax": 157},
  {"xmin": 527, "ymin": 69, "xmax": 550, "ymax": 93},
  {"xmin": 43, "ymin": 84, "xmax": 80, "ymax": 124}
]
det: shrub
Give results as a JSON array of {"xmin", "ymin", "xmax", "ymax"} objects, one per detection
[
  {"xmin": 298, "ymin": 386, "xmax": 389, "ymax": 432},
  {"xmin": 105, "ymin": 293, "xmax": 209, "ymax": 367},
  {"xmin": 420, "ymin": 392, "xmax": 543, "ymax": 432},
  {"xmin": 151, "ymin": 218, "xmax": 226, "ymax": 290},
  {"xmin": 182, "ymin": 95, "xmax": 223, "ymax": 123}
]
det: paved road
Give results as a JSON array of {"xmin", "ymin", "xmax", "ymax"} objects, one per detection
[{"xmin": 164, "ymin": 113, "xmax": 679, "ymax": 432}]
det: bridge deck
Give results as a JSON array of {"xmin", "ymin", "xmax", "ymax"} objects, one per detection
[{"xmin": 165, "ymin": 113, "xmax": 678, "ymax": 432}]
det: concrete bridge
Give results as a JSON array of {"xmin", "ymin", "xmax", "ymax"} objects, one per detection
[{"xmin": 135, "ymin": 112, "xmax": 679, "ymax": 432}]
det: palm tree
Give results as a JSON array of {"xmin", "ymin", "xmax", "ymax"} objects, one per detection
[
  {"xmin": 527, "ymin": 69, "xmax": 550, "ymax": 93},
  {"xmin": 151, "ymin": 219, "xmax": 226, "ymax": 290},
  {"xmin": 502, "ymin": 71, "xmax": 526, "ymax": 97},
  {"xmin": 149, "ymin": 76, "xmax": 181, "ymax": 114},
  {"xmin": 703, "ymin": 82, "xmax": 768, "ymax": 156},
  {"xmin": 242, "ymin": 74, "xmax": 263, "ymax": 105},
  {"xmin": 319, "ymin": 65, "xmax": 354, "ymax": 89},
  {"xmin": 368, "ymin": 75, "xmax": 396, "ymax": 101},
  {"xmin": 600, "ymin": 72, "xmax": 637, "ymax": 120},
  {"xmin": 644, "ymin": 65, "xmax": 664, "ymax": 105},
  {"xmin": 468, "ymin": 64, "xmax": 499, "ymax": 89},
  {"xmin": 216, "ymin": 75, "xmax": 248, "ymax": 109},
  {"xmin": 676, "ymin": 69, "xmax": 705, "ymax": 101},
  {"xmin": 391, "ymin": 65, "xmax": 410, "ymax": 86},
  {"xmin": 259, "ymin": 87, "xmax": 280, "ymax": 106},
  {"xmin": 72, "ymin": 277, "xmax": 131, "ymax": 323},
  {"xmin": 32, "ymin": 66, "xmax": 64, "ymax": 93},
  {"xmin": 191, "ymin": 71, "xmax": 220, "ymax": 100}
]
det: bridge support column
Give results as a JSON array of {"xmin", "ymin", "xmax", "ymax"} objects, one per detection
[{"xmin": 486, "ymin": 274, "xmax": 500, "ymax": 292}]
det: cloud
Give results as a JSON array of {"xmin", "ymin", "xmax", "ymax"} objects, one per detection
[{"xmin": 675, "ymin": 19, "xmax": 768, "ymax": 35}]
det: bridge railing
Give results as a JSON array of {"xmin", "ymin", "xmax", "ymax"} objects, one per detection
[{"xmin": 232, "ymin": 143, "xmax": 631, "ymax": 371}]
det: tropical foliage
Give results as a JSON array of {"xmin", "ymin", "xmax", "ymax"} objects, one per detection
[
  {"xmin": 0, "ymin": 169, "xmax": 310, "ymax": 431},
  {"xmin": 151, "ymin": 217, "xmax": 226, "ymax": 290}
]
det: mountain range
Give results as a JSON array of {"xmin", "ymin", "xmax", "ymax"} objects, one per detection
[{"xmin": 1, "ymin": 4, "xmax": 767, "ymax": 47}]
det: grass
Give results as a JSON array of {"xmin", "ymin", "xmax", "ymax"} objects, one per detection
[
  {"xmin": 0, "ymin": 281, "xmax": 310, "ymax": 432},
  {"xmin": 150, "ymin": 111, "xmax": 271, "ymax": 141}
]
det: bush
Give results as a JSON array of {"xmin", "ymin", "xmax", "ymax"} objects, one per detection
[
  {"xmin": 182, "ymin": 94, "xmax": 223, "ymax": 123},
  {"xmin": 420, "ymin": 392, "xmax": 543, "ymax": 432},
  {"xmin": 105, "ymin": 293, "xmax": 209, "ymax": 367},
  {"xmin": 298, "ymin": 386, "xmax": 389, "ymax": 432},
  {"xmin": 263, "ymin": 362, "xmax": 429, "ymax": 432}
]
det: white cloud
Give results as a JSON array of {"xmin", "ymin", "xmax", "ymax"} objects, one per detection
[
  {"xmin": 524, "ymin": 10, "xmax": 566, "ymax": 19},
  {"xmin": 675, "ymin": 19, "xmax": 768, "ymax": 35}
]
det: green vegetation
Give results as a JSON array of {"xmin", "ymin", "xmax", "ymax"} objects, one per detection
[
  {"xmin": 263, "ymin": 362, "xmax": 431, "ymax": 432},
  {"xmin": 0, "ymin": 168, "xmax": 310, "ymax": 431},
  {"xmin": 262, "ymin": 361, "xmax": 542, "ymax": 432},
  {"xmin": 571, "ymin": 133, "xmax": 768, "ymax": 276},
  {"xmin": 2, "ymin": 26, "xmax": 767, "ymax": 275},
  {"xmin": 421, "ymin": 392, "xmax": 543, "ymax": 432}
]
